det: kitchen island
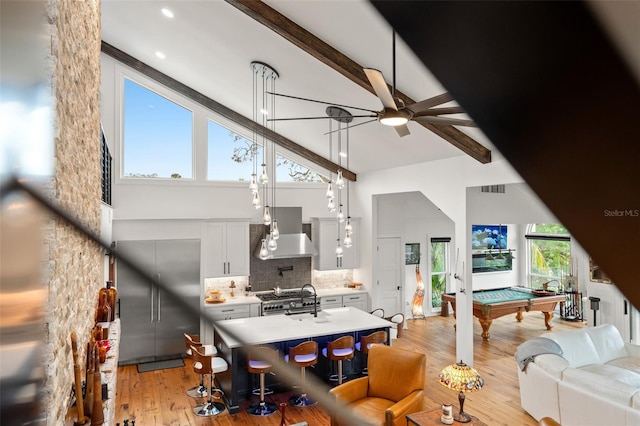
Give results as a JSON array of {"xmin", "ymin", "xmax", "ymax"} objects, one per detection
[{"xmin": 212, "ymin": 307, "xmax": 391, "ymax": 413}]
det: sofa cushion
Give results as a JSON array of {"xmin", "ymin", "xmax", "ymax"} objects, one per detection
[
  {"xmin": 587, "ymin": 324, "xmax": 629, "ymax": 363},
  {"xmin": 542, "ymin": 329, "xmax": 601, "ymax": 367},
  {"xmin": 562, "ymin": 364, "xmax": 640, "ymax": 407},
  {"xmin": 607, "ymin": 356, "xmax": 640, "ymax": 375}
]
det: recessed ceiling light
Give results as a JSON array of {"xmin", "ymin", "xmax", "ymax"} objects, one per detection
[
  {"xmin": 161, "ymin": 8, "xmax": 174, "ymax": 18},
  {"xmin": 155, "ymin": 51, "xmax": 166, "ymax": 59}
]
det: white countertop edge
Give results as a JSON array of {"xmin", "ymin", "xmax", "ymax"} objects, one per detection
[{"xmin": 213, "ymin": 307, "xmax": 390, "ymax": 349}]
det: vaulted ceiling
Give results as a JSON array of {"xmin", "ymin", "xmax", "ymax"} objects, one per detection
[{"xmin": 101, "ymin": 0, "xmax": 494, "ymax": 178}]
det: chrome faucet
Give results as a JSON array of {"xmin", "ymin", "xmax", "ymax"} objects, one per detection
[{"xmin": 301, "ymin": 283, "xmax": 318, "ymax": 317}]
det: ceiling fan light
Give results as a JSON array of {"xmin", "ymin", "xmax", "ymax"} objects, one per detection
[
  {"xmin": 379, "ymin": 108, "xmax": 411, "ymax": 127},
  {"xmin": 380, "ymin": 115, "xmax": 408, "ymax": 126}
]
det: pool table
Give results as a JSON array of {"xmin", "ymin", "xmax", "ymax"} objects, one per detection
[{"xmin": 441, "ymin": 287, "xmax": 565, "ymax": 340}]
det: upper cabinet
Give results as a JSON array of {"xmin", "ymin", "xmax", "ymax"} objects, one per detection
[
  {"xmin": 311, "ymin": 217, "xmax": 360, "ymax": 270},
  {"xmin": 202, "ymin": 221, "xmax": 249, "ymax": 277}
]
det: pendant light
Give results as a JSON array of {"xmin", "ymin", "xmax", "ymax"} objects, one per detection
[{"xmin": 250, "ymin": 62, "xmax": 278, "ymax": 227}]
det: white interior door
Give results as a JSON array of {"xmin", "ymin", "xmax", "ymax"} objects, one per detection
[{"xmin": 376, "ymin": 237, "xmax": 403, "ymax": 315}]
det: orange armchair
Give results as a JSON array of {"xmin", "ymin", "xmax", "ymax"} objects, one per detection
[{"xmin": 329, "ymin": 344, "xmax": 426, "ymax": 426}]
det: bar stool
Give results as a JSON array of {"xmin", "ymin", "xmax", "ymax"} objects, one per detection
[
  {"xmin": 190, "ymin": 344, "xmax": 228, "ymax": 417},
  {"xmin": 369, "ymin": 308, "xmax": 385, "ymax": 318},
  {"xmin": 355, "ymin": 330, "xmax": 387, "ymax": 375},
  {"xmin": 387, "ymin": 313, "xmax": 405, "ymax": 339},
  {"xmin": 322, "ymin": 335, "xmax": 354, "ymax": 385},
  {"xmin": 285, "ymin": 341, "xmax": 318, "ymax": 406},
  {"xmin": 246, "ymin": 346, "xmax": 279, "ymax": 416},
  {"xmin": 184, "ymin": 333, "xmax": 218, "ymax": 398}
]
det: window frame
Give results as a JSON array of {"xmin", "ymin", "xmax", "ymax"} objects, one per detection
[
  {"xmin": 114, "ymin": 63, "xmax": 328, "ymax": 189},
  {"xmin": 525, "ymin": 224, "xmax": 572, "ymax": 289}
]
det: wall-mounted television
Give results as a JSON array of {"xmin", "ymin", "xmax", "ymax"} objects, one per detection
[{"xmin": 471, "ymin": 224, "xmax": 508, "ymax": 250}]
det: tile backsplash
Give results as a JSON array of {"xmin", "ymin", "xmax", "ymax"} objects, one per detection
[{"xmin": 249, "ymin": 223, "xmax": 312, "ymax": 291}]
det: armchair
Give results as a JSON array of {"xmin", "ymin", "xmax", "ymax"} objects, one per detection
[{"xmin": 329, "ymin": 344, "xmax": 426, "ymax": 426}]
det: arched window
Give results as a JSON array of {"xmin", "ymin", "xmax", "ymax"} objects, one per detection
[{"xmin": 526, "ymin": 224, "xmax": 572, "ymax": 289}]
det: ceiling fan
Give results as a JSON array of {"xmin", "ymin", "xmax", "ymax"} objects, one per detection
[{"xmin": 268, "ymin": 31, "xmax": 476, "ymax": 137}]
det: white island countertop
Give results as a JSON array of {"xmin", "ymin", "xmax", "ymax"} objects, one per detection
[{"xmin": 214, "ymin": 306, "xmax": 390, "ymax": 349}]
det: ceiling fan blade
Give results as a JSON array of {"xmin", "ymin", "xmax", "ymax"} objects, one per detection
[
  {"xmin": 364, "ymin": 68, "xmax": 398, "ymax": 110},
  {"xmin": 412, "ymin": 106, "xmax": 466, "ymax": 116},
  {"xmin": 412, "ymin": 116, "xmax": 477, "ymax": 127},
  {"xmin": 394, "ymin": 124, "xmax": 411, "ymax": 137},
  {"xmin": 266, "ymin": 91, "xmax": 378, "ymax": 113},
  {"xmin": 322, "ymin": 118, "xmax": 378, "ymax": 135},
  {"xmin": 405, "ymin": 92, "xmax": 454, "ymax": 113},
  {"xmin": 269, "ymin": 114, "xmax": 375, "ymax": 122}
]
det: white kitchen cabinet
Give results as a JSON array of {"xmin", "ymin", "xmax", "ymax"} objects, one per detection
[
  {"xmin": 201, "ymin": 303, "xmax": 259, "ymax": 344},
  {"xmin": 320, "ymin": 295, "xmax": 343, "ymax": 310},
  {"xmin": 342, "ymin": 293, "xmax": 368, "ymax": 311},
  {"xmin": 311, "ymin": 217, "xmax": 360, "ymax": 270},
  {"xmin": 202, "ymin": 221, "xmax": 249, "ymax": 277}
]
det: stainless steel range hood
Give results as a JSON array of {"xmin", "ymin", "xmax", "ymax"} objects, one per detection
[{"xmin": 254, "ymin": 207, "xmax": 318, "ymax": 259}]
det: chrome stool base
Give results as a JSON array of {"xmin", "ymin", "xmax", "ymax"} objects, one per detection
[
  {"xmin": 247, "ymin": 401, "xmax": 278, "ymax": 416},
  {"xmin": 289, "ymin": 393, "xmax": 316, "ymax": 407},
  {"xmin": 193, "ymin": 401, "xmax": 225, "ymax": 417},
  {"xmin": 186, "ymin": 384, "xmax": 207, "ymax": 398}
]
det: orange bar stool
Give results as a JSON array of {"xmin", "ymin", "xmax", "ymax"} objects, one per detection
[
  {"xmin": 285, "ymin": 341, "xmax": 318, "ymax": 406},
  {"xmin": 246, "ymin": 346, "xmax": 279, "ymax": 416},
  {"xmin": 322, "ymin": 335, "xmax": 355, "ymax": 385},
  {"xmin": 184, "ymin": 333, "xmax": 218, "ymax": 398},
  {"xmin": 355, "ymin": 330, "xmax": 387, "ymax": 375},
  {"xmin": 190, "ymin": 344, "xmax": 228, "ymax": 417}
]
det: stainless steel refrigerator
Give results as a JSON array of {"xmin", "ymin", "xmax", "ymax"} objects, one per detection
[{"xmin": 116, "ymin": 239, "xmax": 200, "ymax": 365}]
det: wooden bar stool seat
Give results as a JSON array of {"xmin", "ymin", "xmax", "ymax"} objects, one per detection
[
  {"xmin": 190, "ymin": 344, "xmax": 227, "ymax": 417},
  {"xmin": 246, "ymin": 346, "xmax": 279, "ymax": 416},
  {"xmin": 285, "ymin": 341, "xmax": 318, "ymax": 406},
  {"xmin": 184, "ymin": 333, "xmax": 218, "ymax": 398},
  {"xmin": 322, "ymin": 335, "xmax": 355, "ymax": 385},
  {"xmin": 355, "ymin": 330, "xmax": 387, "ymax": 375}
]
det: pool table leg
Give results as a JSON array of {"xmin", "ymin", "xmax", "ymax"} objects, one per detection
[
  {"xmin": 479, "ymin": 317, "xmax": 492, "ymax": 340},
  {"xmin": 516, "ymin": 309, "xmax": 524, "ymax": 322},
  {"xmin": 544, "ymin": 311, "xmax": 554, "ymax": 330}
]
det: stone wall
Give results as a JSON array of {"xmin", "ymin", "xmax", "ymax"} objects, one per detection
[{"xmin": 44, "ymin": 0, "xmax": 102, "ymax": 424}]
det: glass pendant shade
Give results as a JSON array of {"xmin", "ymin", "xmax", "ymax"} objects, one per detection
[
  {"xmin": 336, "ymin": 170, "xmax": 345, "ymax": 189},
  {"xmin": 259, "ymin": 239, "xmax": 270, "ymax": 260},
  {"xmin": 263, "ymin": 205, "xmax": 271, "ymax": 225},
  {"xmin": 249, "ymin": 174, "xmax": 259, "ymax": 193},
  {"xmin": 271, "ymin": 220, "xmax": 279, "ymax": 240},
  {"xmin": 252, "ymin": 191, "xmax": 261, "ymax": 209},
  {"xmin": 337, "ymin": 205, "xmax": 345, "ymax": 223},
  {"xmin": 326, "ymin": 182, "xmax": 334, "ymax": 199},
  {"xmin": 259, "ymin": 164, "xmax": 268, "ymax": 185},
  {"xmin": 345, "ymin": 217, "xmax": 353, "ymax": 234},
  {"xmin": 327, "ymin": 198, "xmax": 336, "ymax": 212},
  {"xmin": 335, "ymin": 239, "xmax": 343, "ymax": 258},
  {"xmin": 268, "ymin": 233, "xmax": 278, "ymax": 250},
  {"xmin": 344, "ymin": 232, "xmax": 352, "ymax": 248}
]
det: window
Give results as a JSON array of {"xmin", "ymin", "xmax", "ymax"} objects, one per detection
[
  {"xmin": 123, "ymin": 78, "xmax": 193, "ymax": 179},
  {"xmin": 430, "ymin": 238, "xmax": 450, "ymax": 311},
  {"xmin": 208, "ymin": 119, "xmax": 261, "ymax": 181},
  {"xmin": 526, "ymin": 224, "xmax": 571, "ymax": 289},
  {"xmin": 276, "ymin": 152, "xmax": 326, "ymax": 183}
]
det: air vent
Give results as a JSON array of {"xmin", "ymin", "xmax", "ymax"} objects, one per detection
[{"xmin": 481, "ymin": 185, "xmax": 505, "ymax": 194}]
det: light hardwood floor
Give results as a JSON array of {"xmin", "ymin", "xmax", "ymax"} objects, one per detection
[{"xmin": 114, "ymin": 311, "xmax": 585, "ymax": 425}]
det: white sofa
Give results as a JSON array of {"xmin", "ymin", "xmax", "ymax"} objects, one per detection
[{"xmin": 516, "ymin": 323, "xmax": 640, "ymax": 426}]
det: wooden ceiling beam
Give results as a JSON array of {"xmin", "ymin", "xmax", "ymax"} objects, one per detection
[
  {"xmin": 101, "ymin": 41, "xmax": 356, "ymax": 182},
  {"xmin": 226, "ymin": 0, "xmax": 491, "ymax": 164}
]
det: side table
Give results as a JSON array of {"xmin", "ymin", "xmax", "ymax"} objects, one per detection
[{"xmin": 407, "ymin": 406, "xmax": 488, "ymax": 426}]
